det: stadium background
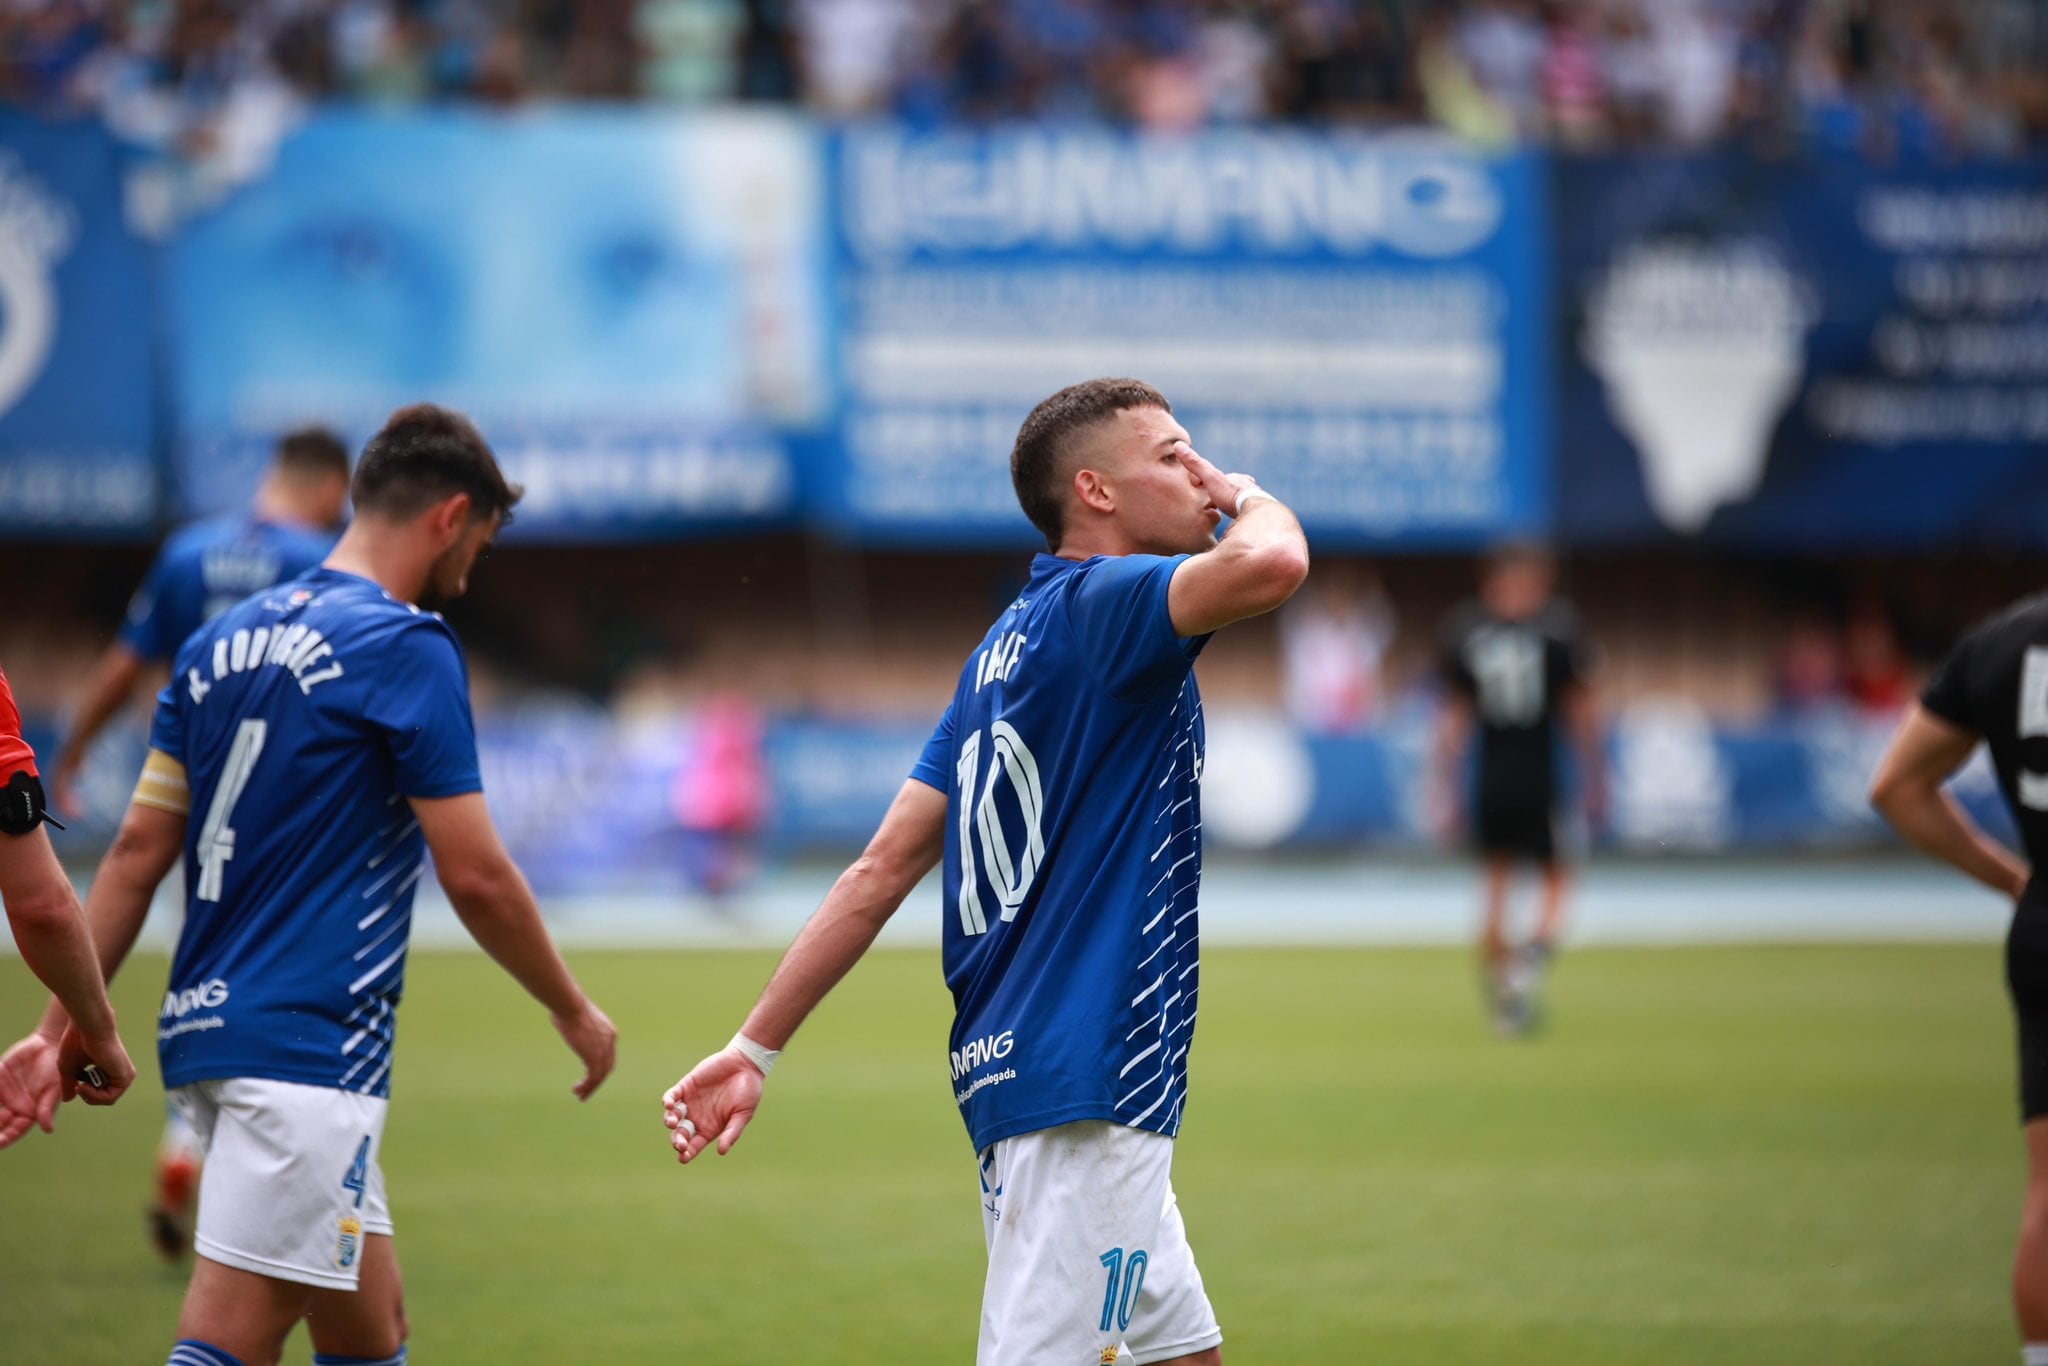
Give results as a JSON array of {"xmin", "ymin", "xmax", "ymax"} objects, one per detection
[{"xmin": 2, "ymin": 1, "xmax": 2047, "ymax": 1361}]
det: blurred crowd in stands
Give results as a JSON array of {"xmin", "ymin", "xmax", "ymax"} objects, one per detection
[{"xmin": 3, "ymin": 0, "xmax": 2042, "ymax": 159}]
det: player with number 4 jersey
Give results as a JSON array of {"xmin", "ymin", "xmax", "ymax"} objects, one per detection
[
  {"xmin": 0, "ymin": 406, "xmax": 617, "ymax": 1366},
  {"xmin": 661, "ymin": 379, "xmax": 1309, "ymax": 1366}
]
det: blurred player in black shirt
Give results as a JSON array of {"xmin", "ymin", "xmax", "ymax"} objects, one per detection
[
  {"xmin": 1433, "ymin": 546, "xmax": 1604, "ymax": 1035},
  {"xmin": 1871, "ymin": 596, "xmax": 2044, "ymax": 1359}
]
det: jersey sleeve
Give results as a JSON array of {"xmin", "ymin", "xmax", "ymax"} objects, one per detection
[
  {"xmin": 1065, "ymin": 554, "xmax": 1205, "ymax": 701},
  {"xmin": 366, "ymin": 622, "xmax": 484, "ymax": 799},
  {"xmin": 909, "ymin": 701, "xmax": 956, "ymax": 793},
  {"xmin": 1921, "ymin": 623, "xmax": 1989, "ymax": 732},
  {"xmin": 118, "ymin": 548, "xmax": 177, "ymax": 662},
  {"xmin": 0, "ymin": 667, "xmax": 36, "ymax": 778}
]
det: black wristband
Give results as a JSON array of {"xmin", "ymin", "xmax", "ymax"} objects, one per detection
[{"xmin": 0, "ymin": 770, "xmax": 61, "ymax": 836}]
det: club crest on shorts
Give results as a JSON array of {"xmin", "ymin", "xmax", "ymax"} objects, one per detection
[
  {"xmin": 1100, "ymin": 1347, "xmax": 1120, "ymax": 1364},
  {"xmin": 337, "ymin": 1213, "xmax": 362, "ymax": 1269}
]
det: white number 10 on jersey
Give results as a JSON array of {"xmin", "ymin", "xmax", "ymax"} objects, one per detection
[{"xmin": 954, "ymin": 721, "xmax": 1047, "ymax": 936}]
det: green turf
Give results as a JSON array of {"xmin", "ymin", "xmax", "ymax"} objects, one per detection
[{"xmin": 0, "ymin": 944, "xmax": 2021, "ymax": 1363}]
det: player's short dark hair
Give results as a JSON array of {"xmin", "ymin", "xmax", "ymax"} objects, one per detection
[
  {"xmin": 272, "ymin": 426, "xmax": 351, "ymax": 481},
  {"xmin": 1010, "ymin": 378, "xmax": 1171, "ymax": 551},
  {"xmin": 351, "ymin": 404, "xmax": 523, "ymax": 527}
]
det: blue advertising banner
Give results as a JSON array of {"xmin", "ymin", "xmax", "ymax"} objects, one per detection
[
  {"xmin": 1556, "ymin": 155, "xmax": 2048, "ymax": 549},
  {"xmin": 822, "ymin": 126, "xmax": 1550, "ymax": 549},
  {"xmin": 0, "ymin": 116, "xmax": 156, "ymax": 535},
  {"xmin": 164, "ymin": 110, "xmax": 831, "ymax": 538}
]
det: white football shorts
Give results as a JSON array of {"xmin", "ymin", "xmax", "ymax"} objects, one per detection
[
  {"xmin": 976, "ymin": 1120, "xmax": 1223, "ymax": 1366},
  {"xmin": 169, "ymin": 1077, "xmax": 392, "ymax": 1290}
]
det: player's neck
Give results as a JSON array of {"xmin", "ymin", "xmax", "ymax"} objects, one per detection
[
  {"xmin": 324, "ymin": 523, "xmax": 432, "ymax": 606},
  {"xmin": 1052, "ymin": 523, "xmax": 1140, "ymax": 562}
]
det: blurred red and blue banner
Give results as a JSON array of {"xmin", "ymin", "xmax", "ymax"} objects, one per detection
[
  {"xmin": 1554, "ymin": 154, "xmax": 2048, "ymax": 549},
  {"xmin": 0, "ymin": 115, "xmax": 157, "ymax": 535}
]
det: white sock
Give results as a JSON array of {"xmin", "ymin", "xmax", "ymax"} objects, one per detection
[{"xmin": 2019, "ymin": 1343, "xmax": 2048, "ymax": 1365}]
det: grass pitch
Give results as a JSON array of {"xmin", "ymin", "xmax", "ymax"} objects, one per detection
[{"xmin": 0, "ymin": 943, "xmax": 2019, "ymax": 1363}]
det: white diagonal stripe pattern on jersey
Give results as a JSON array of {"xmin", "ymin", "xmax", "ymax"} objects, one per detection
[
  {"xmin": 354, "ymin": 914, "xmax": 406, "ymax": 963},
  {"xmin": 1120, "ymin": 1039, "xmax": 1162, "ymax": 1079},
  {"xmin": 358, "ymin": 864, "xmax": 424, "ymax": 929},
  {"xmin": 349, "ymin": 945, "xmax": 406, "ymax": 995},
  {"xmin": 367, "ymin": 818, "xmax": 420, "ymax": 869}
]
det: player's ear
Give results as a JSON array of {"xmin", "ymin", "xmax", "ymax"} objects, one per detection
[
  {"xmin": 1073, "ymin": 467, "xmax": 1113, "ymax": 515},
  {"xmin": 429, "ymin": 491, "xmax": 473, "ymax": 542}
]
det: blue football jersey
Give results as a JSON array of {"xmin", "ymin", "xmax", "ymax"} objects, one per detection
[
  {"xmin": 912, "ymin": 553, "xmax": 1211, "ymax": 1152},
  {"xmin": 122, "ymin": 515, "xmax": 336, "ymax": 664},
  {"xmin": 147, "ymin": 568, "xmax": 482, "ymax": 1097}
]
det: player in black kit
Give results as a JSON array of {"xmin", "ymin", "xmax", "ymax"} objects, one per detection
[
  {"xmin": 1870, "ymin": 595, "xmax": 2047, "ymax": 1363},
  {"xmin": 1433, "ymin": 545, "xmax": 1604, "ymax": 1036}
]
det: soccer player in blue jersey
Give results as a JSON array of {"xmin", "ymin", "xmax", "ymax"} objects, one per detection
[
  {"xmin": 662, "ymin": 378, "xmax": 1309, "ymax": 1365},
  {"xmin": 0, "ymin": 405, "xmax": 618, "ymax": 1366},
  {"xmin": 52, "ymin": 425, "xmax": 350, "ymax": 1258}
]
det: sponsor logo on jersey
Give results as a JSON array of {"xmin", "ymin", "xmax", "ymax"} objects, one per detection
[
  {"xmin": 337, "ymin": 1213, "xmax": 362, "ymax": 1270},
  {"xmin": 949, "ymin": 1029, "xmax": 1014, "ymax": 1080},
  {"xmin": 160, "ymin": 978, "xmax": 230, "ymax": 1019}
]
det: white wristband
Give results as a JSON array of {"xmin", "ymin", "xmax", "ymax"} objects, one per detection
[
  {"xmin": 1234, "ymin": 487, "xmax": 1278, "ymax": 516},
  {"xmin": 730, "ymin": 1031, "xmax": 780, "ymax": 1077}
]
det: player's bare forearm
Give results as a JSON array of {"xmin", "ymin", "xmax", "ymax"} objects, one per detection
[
  {"xmin": 443, "ymin": 858, "xmax": 589, "ymax": 1017},
  {"xmin": 0, "ymin": 827, "xmax": 120, "ymax": 1044},
  {"xmin": 1872, "ymin": 705, "xmax": 2028, "ymax": 899},
  {"xmin": 56, "ymin": 644, "xmax": 145, "ymax": 780},
  {"xmin": 414, "ymin": 792, "xmax": 590, "ymax": 1017},
  {"xmin": 741, "ymin": 780, "xmax": 945, "ymax": 1049},
  {"xmin": 1878, "ymin": 784, "xmax": 2027, "ymax": 899},
  {"xmin": 33, "ymin": 801, "xmax": 182, "ymax": 1041},
  {"xmin": 1166, "ymin": 443, "xmax": 1310, "ymax": 636},
  {"xmin": 1568, "ymin": 688, "xmax": 1607, "ymax": 816}
]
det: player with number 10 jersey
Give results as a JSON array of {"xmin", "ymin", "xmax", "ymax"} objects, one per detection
[
  {"xmin": 663, "ymin": 379, "xmax": 1311, "ymax": 1366},
  {"xmin": 916, "ymin": 548, "xmax": 1207, "ymax": 1149}
]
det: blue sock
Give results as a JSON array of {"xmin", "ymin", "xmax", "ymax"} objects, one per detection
[
  {"xmin": 169, "ymin": 1343, "xmax": 248, "ymax": 1366},
  {"xmin": 313, "ymin": 1351, "xmax": 407, "ymax": 1366}
]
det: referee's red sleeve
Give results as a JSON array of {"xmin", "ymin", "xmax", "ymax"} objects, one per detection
[{"xmin": 0, "ymin": 667, "xmax": 38, "ymax": 778}]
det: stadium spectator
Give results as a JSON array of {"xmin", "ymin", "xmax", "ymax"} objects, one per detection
[
  {"xmin": 662, "ymin": 378, "xmax": 1309, "ymax": 1365},
  {"xmin": 4, "ymin": 0, "xmax": 2042, "ymax": 154},
  {"xmin": 0, "ymin": 663, "xmax": 134, "ymax": 1145},
  {"xmin": 1433, "ymin": 544, "xmax": 1603, "ymax": 1037},
  {"xmin": 1280, "ymin": 563, "xmax": 1397, "ymax": 733},
  {"xmin": 0, "ymin": 406, "xmax": 618, "ymax": 1366}
]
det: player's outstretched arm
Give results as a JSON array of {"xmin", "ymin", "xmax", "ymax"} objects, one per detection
[
  {"xmin": 1871, "ymin": 704, "xmax": 2029, "ymax": 899},
  {"xmin": 413, "ymin": 792, "xmax": 617, "ymax": 1100},
  {"xmin": 1165, "ymin": 441, "xmax": 1310, "ymax": 638},
  {"xmin": 662, "ymin": 778, "xmax": 946, "ymax": 1165}
]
